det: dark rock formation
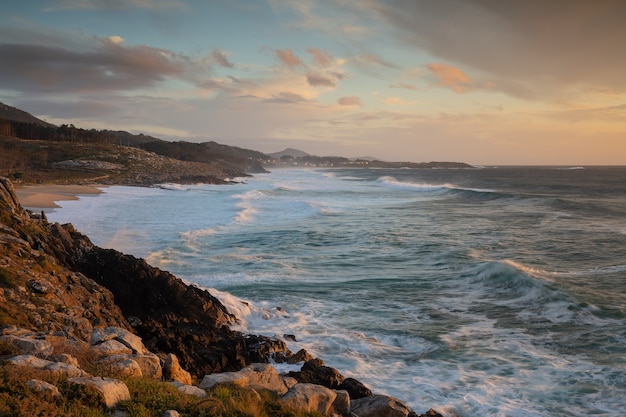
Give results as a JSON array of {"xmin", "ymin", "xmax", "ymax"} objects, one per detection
[
  {"xmin": 287, "ymin": 358, "xmax": 346, "ymax": 390},
  {"xmin": 1, "ymin": 176, "xmax": 292, "ymax": 378}
]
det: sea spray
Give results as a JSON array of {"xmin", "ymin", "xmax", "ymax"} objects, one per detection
[{"xmin": 48, "ymin": 167, "xmax": 626, "ymax": 416}]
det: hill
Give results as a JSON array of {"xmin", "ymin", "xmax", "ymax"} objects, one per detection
[
  {"xmin": 268, "ymin": 148, "xmax": 310, "ymax": 159},
  {"xmin": 0, "ymin": 102, "xmax": 55, "ymax": 128},
  {"xmin": 0, "ymin": 102, "xmax": 270, "ymax": 184}
]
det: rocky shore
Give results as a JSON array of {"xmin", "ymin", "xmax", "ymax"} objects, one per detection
[{"xmin": 0, "ymin": 176, "xmax": 444, "ymax": 417}]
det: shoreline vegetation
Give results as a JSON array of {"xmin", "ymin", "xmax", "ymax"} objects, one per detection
[{"xmin": 0, "ymin": 104, "xmax": 451, "ymax": 416}]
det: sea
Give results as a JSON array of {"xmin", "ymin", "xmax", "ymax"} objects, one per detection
[{"xmin": 47, "ymin": 166, "xmax": 626, "ymax": 417}]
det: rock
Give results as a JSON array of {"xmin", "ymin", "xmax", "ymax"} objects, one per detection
[
  {"xmin": 333, "ymin": 389, "xmax": 351, "ymax": 416},
  {"xmin": 418, "ymin": 409, "xmax": 444, "ymax": 417},
  {"xmin": 99, "ymin": 356, "xmax": 143, "ymax": 378},
  {"xmin": 169, "ymin": 381, "xmax": 207, "ymax": 398},
  {"xmin": 199, "ymin": 363, "xmax": 289, "ymax": 394},
  {"xmin": 350, "ymin": 394, "xmax": 416, "ymax": 417},
  {"xmin": 26, "ymin": 379, "xmax": 61, "ymax": 397},
  {"xmin": 0, "ymin": 335, "xmax": 54, "ymax": 356},
  {"xmin": 5, "ymin": 355, "xmax": 85, "ymax": 378},
  {"xmin": 27, "ymin": 278, "xmax": 53, "ymax": 294},
  {"xmin": 67, "ymin": 376, "xmax": 131, "ymax": 408},
  {"xmin": 49, "ymin": 353, "xmax": 80, "ymax": 367},
  {"xmin": 164, "ymin": 353, "xmax": 192, "ymax": 385},
  {"xmin": 162, "ymin": 411, "xmax": 180, "ymax": 417},
  {"xmin": 280, "ymin": 383, "xmax": 338, "ymax": 416},
  {"xmin": 287, "ymin": 358, "xmax": 345, "ymax": 389},
  {"xmin": 337, "ymin": 377, "xmax": 372, "ymax": 399},
  {"xmin": 107, "ymin": 353, "xmax": 162, "ymax": 379},
  {"xmin": 91, "ymin": 326, "xmax": 147, "ymax": 354},
  {"xmin": 287, "ymin": 348, "xmax": 313, "ymax": 364},
  {"xmin": 91, "ymin": 339, "xmax": 133, "ymax": 355}
]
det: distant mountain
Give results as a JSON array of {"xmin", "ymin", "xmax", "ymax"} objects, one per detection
[
  {"xmin": 268, "ymin": 148, "xmax": 310, "ymax": 159},
  {"xmin": 0, "ymin": 102, "xmax": 55, "ymax": 128}
]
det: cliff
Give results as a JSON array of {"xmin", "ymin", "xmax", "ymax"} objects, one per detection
[{"xmin": 0, "ymin": 176, "xmax": 290, "ymax": 376}]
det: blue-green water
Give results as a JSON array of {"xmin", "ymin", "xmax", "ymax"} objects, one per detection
[{"xmin": 48, "ymin": 167, "xmax": 626, "ymax": 416}]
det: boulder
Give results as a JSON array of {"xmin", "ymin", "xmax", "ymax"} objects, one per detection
[
  {"xmin": 169, "ymin": 381, "xmax": 207, "ymax": 398},
  {"xmin": 280, "ymin": 383, "xmax": 338, "ymax": 416},
  {"xmin": 287, "ymin": 358, "xmax": 345, "ymax": 389},
  {"xmin": 350, "ymin": 394, "xmax": 416, "ymax": 417},
  {"xmin": 200, "ymin": 363, "xmax": 289, "ymax": 394},
  {"xmin": 162, "ymin": 411, "xmax": 180, "ymax": 417},
  {"xmin": 67, "ymin": 376, "xmax": 131, "ymax": 408},
  {"xmin": 107, "ymin": 353, "xmax": 162, "ymax": 379},
  {"xmin": 333, "ymin": 389, "xmax": 351, "ymax": 416},
  {"xmin": 0, "ymin": 335, "xmax": 54, "ymax": 356},
  {"xmin": 91, "ymin": 339, "xmax": 133, "ymax": 355},
  {"xmin": 163, "ymin": 353, "xmax": 192, "ymax": 385},
  {"xmin": 287, "ymin": 348, "xmax": 313, "ymax": 364},
  {"xmin": 26, "ymin": 379, "xmax": 61, "ymax": 397},
  {"xmin": 337, "ymin": 377, "xmax": 372, "ymax": 399},
  {"xmin": 49, "ymin": 353, "xmax": 80, "ymax": 367},
  {"xmin": 99, "ymin": 356, "xmax": 143, "ymax": 378},
  {"xmin": 91, "ymin": 327, "xmax": 147, "ymax": 354},
  {"xmin": 5, "ymin": 355, "xmax": 85, "ymax": 378}
]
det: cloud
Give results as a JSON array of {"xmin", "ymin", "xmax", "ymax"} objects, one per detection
[
  {"xmin": 107, "ymin": 35, "xmax": 125, "ymax": 45},
  {"xmin": 338, "ymin": 96, "xmax": 363, "ymax": 107},
  {"xmin": 306, "ymin": 72, "xmax": 336, "ymax": 87},
  {"xmin": 0, "ymin": 36, "xmax": 206, "ymax": 93},
  {"xmin": 276, "ymin": 48, "xmax": 304, "ymax": 69},
  {"xmin": 390, "ymin": 82, "xmax": 417, "ymax": 91},
  {"xmin": 427, "ymin": 63, "xmax": 473, "ymax": 94},
  {"xmin": 354, "ymin": 53, "xmax": 397, "ymax": 69},
  {"xmin": 372, "ymin": 0, "xmax": 626, "ymax": 98},
  {"xmin": 212, "ymin": 50, "xmax": 234, "ymax": 68},
  {"xmin": 44, "ymin": 0, "xmax": 188, "ymax": 11},
  {"xmin": 307, "ymin": 47, "xmax": 334, "ymax": 67}
]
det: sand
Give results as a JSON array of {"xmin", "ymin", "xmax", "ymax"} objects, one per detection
[{"xmin": 15, "ymin": 184, "xmax": 105, "ymax": 211}]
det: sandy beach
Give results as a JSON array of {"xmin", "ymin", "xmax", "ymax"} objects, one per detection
[{"xmin": 15, "ymin": 184, "xmax": 105, "ymax": 211}]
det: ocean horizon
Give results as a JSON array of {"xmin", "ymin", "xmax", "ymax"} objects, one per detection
[{"xmin": 48, "ymin": 166, "xmax": 626, "ymax": 417}]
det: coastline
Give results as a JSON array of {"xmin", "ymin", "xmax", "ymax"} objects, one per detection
[{"xmin": 14, "ymin": 184, "xmax": 106, "ymax": 211}]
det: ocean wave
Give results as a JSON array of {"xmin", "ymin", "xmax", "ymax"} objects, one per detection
[{"xmin": 376, "ymin": 176, "xmax": 497, "ymax": 197}]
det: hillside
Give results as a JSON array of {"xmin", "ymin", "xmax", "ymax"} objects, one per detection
[{"xmin": 0, "ymin": 102, "xmax": 269, "ymax": 183}]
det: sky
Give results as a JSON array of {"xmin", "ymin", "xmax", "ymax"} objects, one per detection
[{"xmin": 1, "ymin": 0, "xmax": 625, "ymax": 165}]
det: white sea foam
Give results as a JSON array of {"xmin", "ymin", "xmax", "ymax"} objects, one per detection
[{"xmin": 44, "ymin": 167, "xmax": 626, "ymax": 417}]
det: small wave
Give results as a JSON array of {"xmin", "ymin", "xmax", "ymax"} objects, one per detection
[{"xmin": 376, "ymin": 176, "xmax": 496, "ymax": 195}]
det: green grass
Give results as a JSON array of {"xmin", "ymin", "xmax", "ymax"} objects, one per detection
[{"xmin": 0, "ymin": 363, "xmax": 324, "ymax": 417}]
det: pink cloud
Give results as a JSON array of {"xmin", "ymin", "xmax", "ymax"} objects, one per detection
[
  {"xmin": 276, "ymin": 48, "xmax": 304, "ymax": 69},
  {"xmin": 427, "ymin": 63, "xmax": 473, "ymax": 93},
  {"xmin": 307, "ymin": 47, "xmax": 334, "ymax": 67}
]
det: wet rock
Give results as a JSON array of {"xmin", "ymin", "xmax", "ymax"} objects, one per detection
[
  {"xmin": 287, "ymin": 358, "xmax": 345, "ymax": 389},
  {"xmin": 337, "ymin": 377, "xmax": 372, "ymax": 399}
]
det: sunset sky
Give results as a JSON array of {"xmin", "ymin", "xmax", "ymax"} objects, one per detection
[{"xmin": 1, "ymin": 0, "xmax": 625, "ymax": 165}]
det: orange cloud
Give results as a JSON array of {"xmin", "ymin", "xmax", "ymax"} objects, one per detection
[
  {"xmin": 276, "ymin": 48, "xmax": 304, "ymax": 69},
  {"xmin": 338, "ymin": 96, "xmax": 363, "ymax": 107},
  {"xmin": 427, "ymin": 63, "xmax": 473, "ymax": 93}
]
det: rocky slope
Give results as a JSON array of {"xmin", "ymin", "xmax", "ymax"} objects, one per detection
[{"xmin": 0, "ymin": 176, "xmax": 444, "ymax": 416}]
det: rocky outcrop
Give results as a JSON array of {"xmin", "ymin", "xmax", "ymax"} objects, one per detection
[{"xmin": 1, "ymin": 175, "xmax": 293, "ymax": 378}]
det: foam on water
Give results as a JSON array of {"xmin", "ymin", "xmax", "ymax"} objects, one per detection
[{"xmin": 44, "ymin": 167, "xmax": 626, "ymax": 417}]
